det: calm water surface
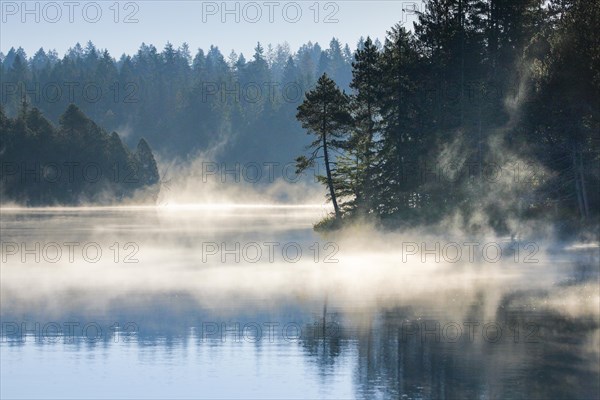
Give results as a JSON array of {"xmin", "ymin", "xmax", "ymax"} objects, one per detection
[{"xmin": 1, "ymin": 206, "xmax": 598, "ymax": 399}]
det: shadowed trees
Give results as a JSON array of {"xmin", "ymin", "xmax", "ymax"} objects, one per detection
[
  {"xmin": 295, "ymin": 0, "xmax": 599, "ymax": 233},
  {"xmin": 0, "ymin": 103, "xmax": 160, "ymax": 205}
]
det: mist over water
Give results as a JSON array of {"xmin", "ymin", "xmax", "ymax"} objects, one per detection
[{"xmin": 1, "ymin": 206, "xmax": 598, "ymax": 399}]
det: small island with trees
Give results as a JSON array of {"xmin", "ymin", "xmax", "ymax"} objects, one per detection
[{"xmin": 294, "ymin": 1, "xmax": 598, "ymax": 236}]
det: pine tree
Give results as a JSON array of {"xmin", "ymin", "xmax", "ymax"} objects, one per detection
[
  {"xmin": 347, "ymin": 37, "xmax": 383, "ymax": 215},
  {"xmin": 296, "ymin": 74, "xmax": 352, "ymax": 219},
  {"xmin": 376, "ymin": 25, "xmax": 423, "ymax": 218}
]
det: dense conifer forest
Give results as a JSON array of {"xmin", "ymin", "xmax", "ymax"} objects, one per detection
[{"xmin": 0, "ymin": 103, "xmax": 159, "ymax": 205}]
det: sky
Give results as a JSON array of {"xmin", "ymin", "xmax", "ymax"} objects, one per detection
[{"xmin": 1, "ymin": 0, "xmax": 421, "ymax": 58}]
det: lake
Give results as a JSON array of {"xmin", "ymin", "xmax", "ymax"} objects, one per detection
[{"xmin": 1, "ymin": 206, "xmax": 598, "ymax": 399}]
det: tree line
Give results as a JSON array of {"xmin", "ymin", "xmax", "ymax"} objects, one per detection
[
  {"xmin": 0, "ymin": 102, "xmax": 160, "ymax": 205},
  {"xmin": 0, "ymin": 0, "xmax": 597, "ymax": 232},
  {"xmin": 1, "ymin": 38, "xmax": 358, "ymax": 164}
]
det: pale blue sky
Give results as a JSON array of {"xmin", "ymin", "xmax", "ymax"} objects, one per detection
[{"xmin": 1, "ymin": 1, "xmax": 421, "ymax": 58}]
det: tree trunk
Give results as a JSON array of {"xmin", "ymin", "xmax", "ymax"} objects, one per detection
[
  {"xmin": 572, "ymin": 148, "xmax": 586, "ymax": 220},
  {"xmin": 579, "ymin": 151, "xmax": 590, "ymax": 219},
  {"xmin": 323, "ymin": 133, "xmax": 341, "ymax": 219}
]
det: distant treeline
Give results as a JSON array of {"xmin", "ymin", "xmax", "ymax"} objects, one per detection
[
  {"xmin": 0, "ymin": 37, "xmax": 357, "ymax": 163},
  {"xmin": 0, "ymin": 103, "xmax": 160, "ymax": 205},
  {"xmin": 293, "ymin": 0, "xmax": 599, "ymax": 233}
]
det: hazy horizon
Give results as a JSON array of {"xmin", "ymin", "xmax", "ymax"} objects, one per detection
[{"xmin": 0, "ymin": 1, "xmax": 420, "ymax": 58}]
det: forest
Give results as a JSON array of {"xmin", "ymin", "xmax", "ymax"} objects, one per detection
[
  {"xmin": 0, "ymin": 103, "xmax": 160, "ymax": 205},
  {"xmin": 294, "ymin": 0, "xmax": 599, "ymax": 234},
  {"xmin": 0, "ymin": 0, "xmax": 598, "ymax": 233}
]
